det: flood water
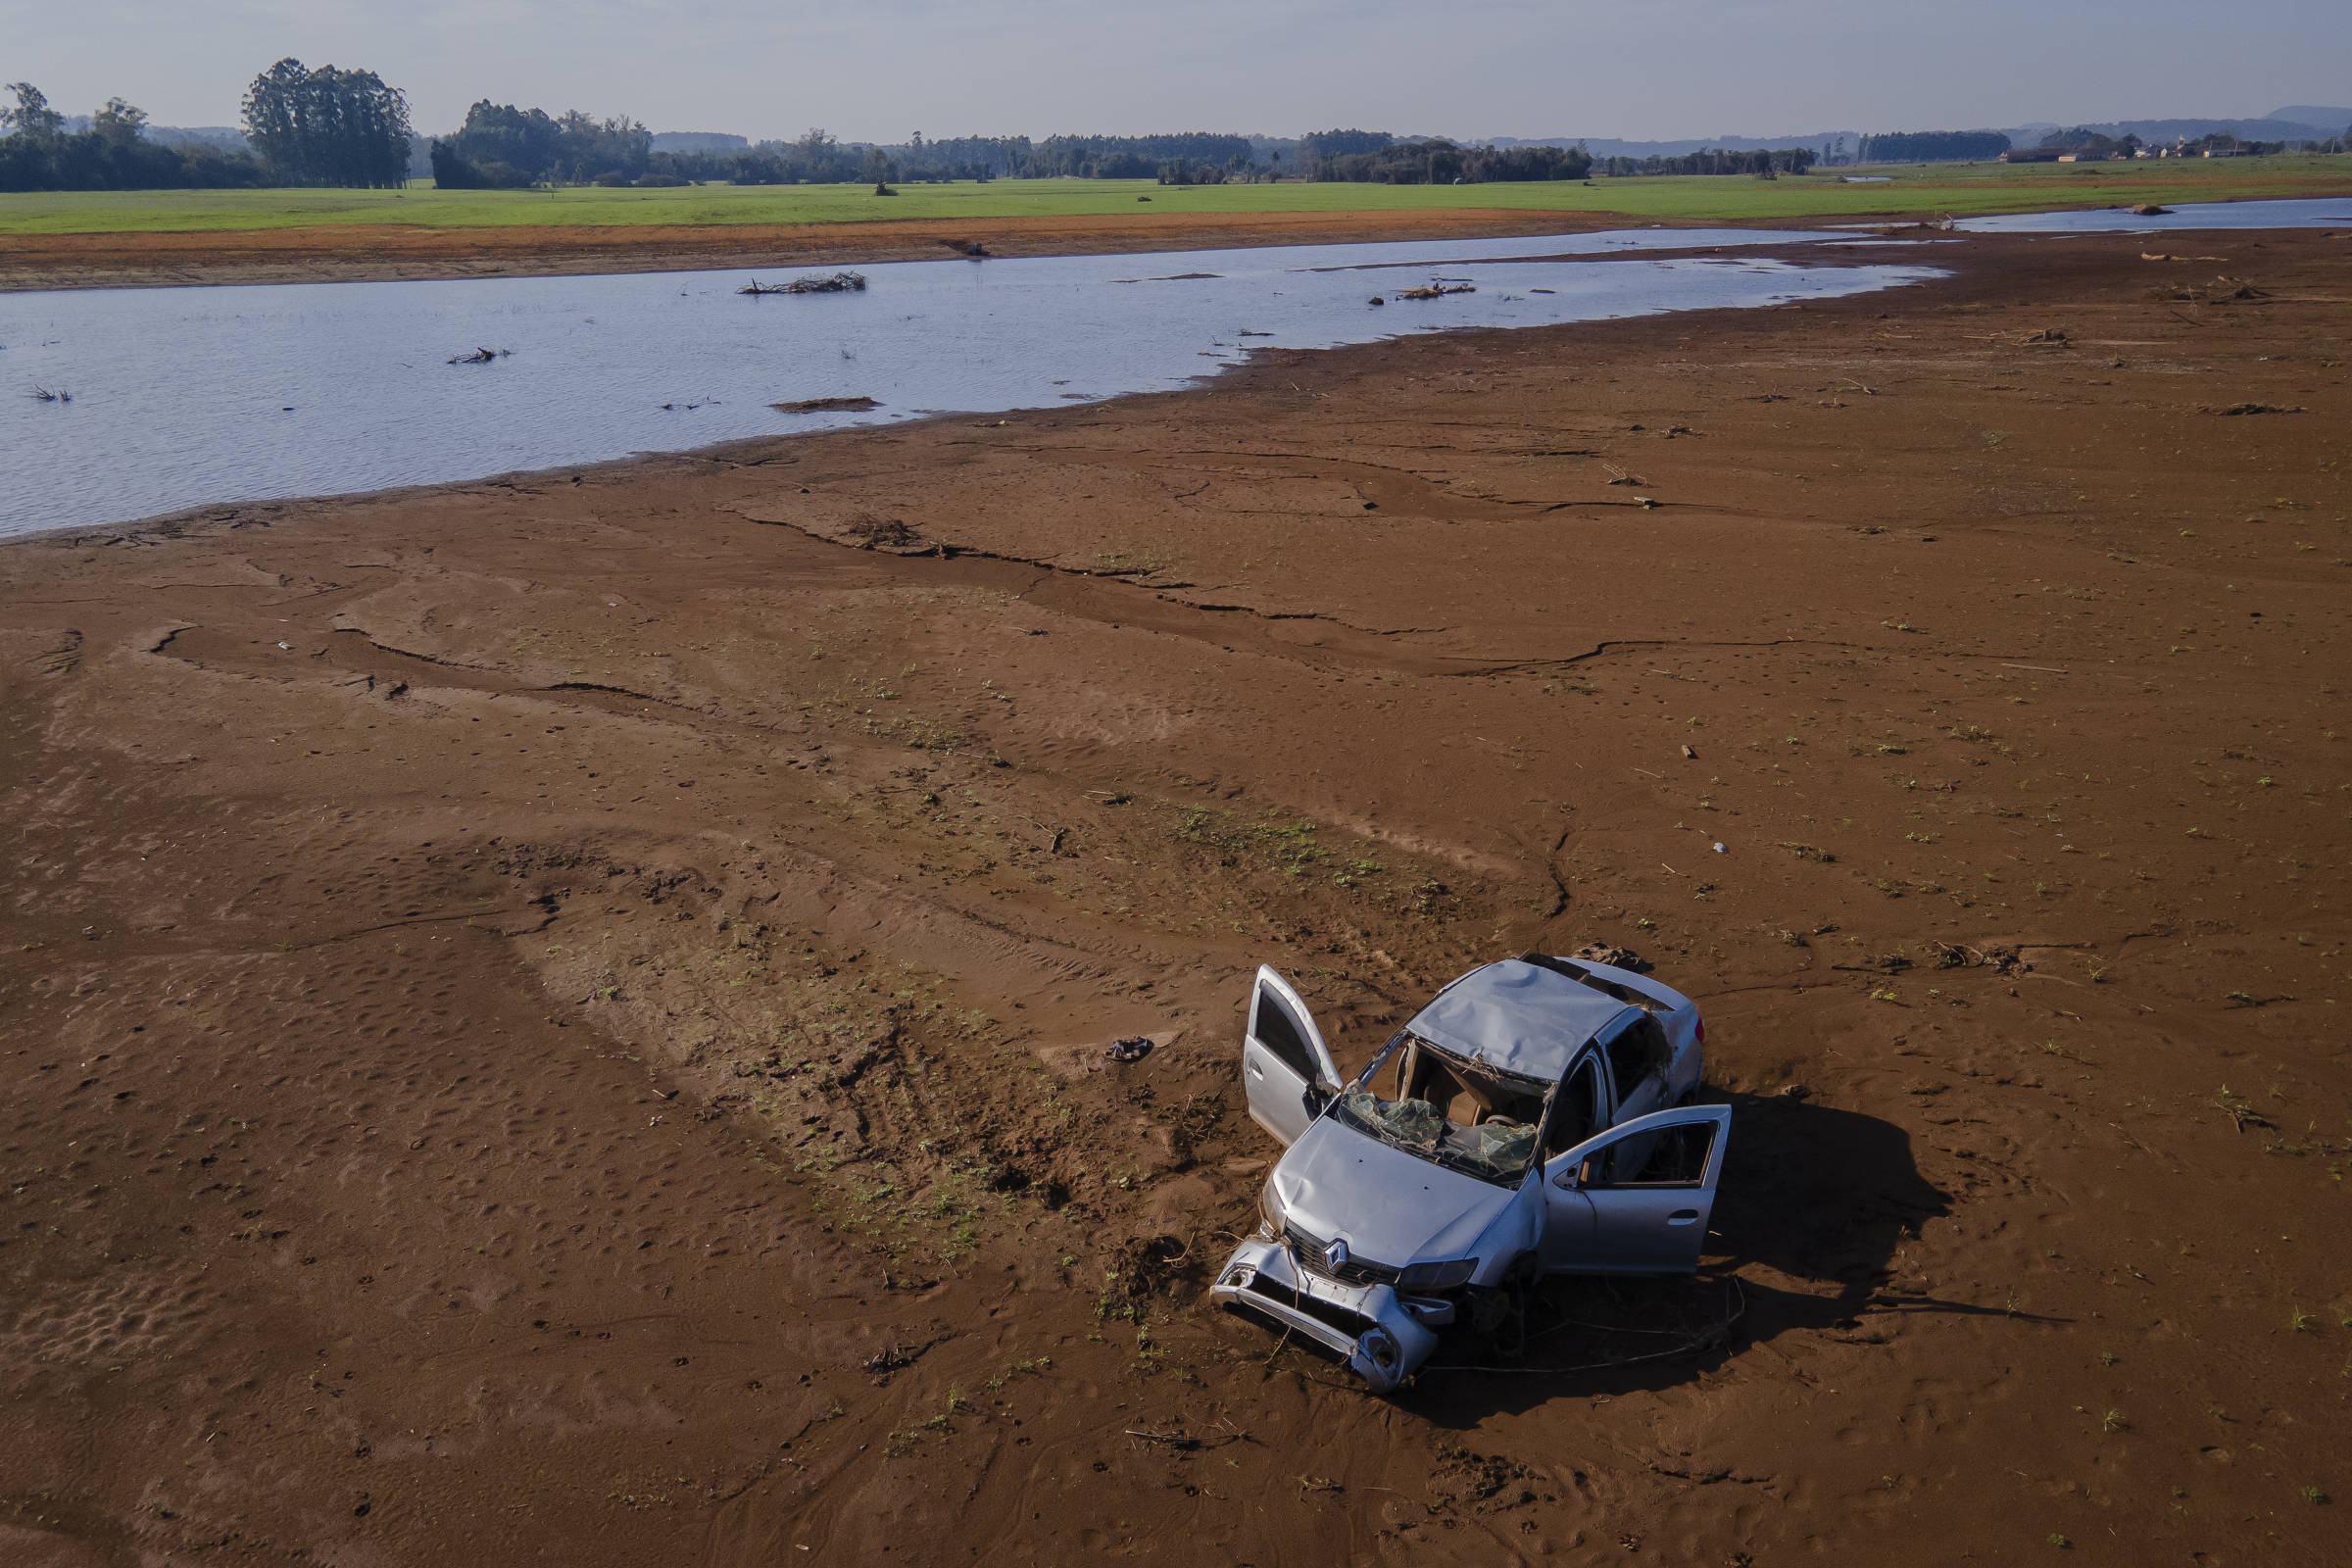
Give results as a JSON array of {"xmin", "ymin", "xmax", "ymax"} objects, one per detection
[
  {"xmin": 1958, "ymin": 195, "xmax": 2352, "ymax": 233},
  {"xmin": 0, "ymin": 227, "xmax": 1938, "ymax": 536}
]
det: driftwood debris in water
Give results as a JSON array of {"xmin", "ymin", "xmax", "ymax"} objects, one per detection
[
  {"xmin": 447, "ymin": 347, "xmax": 508, "ymax": 365},
  {"xmin": 740, "ymin": 271, "xmax": 868, "ymax": 296},
  {"xmin": 1396, "ymin": 281, "xmax": 1477, "ymax": 300},
  {"xmin": 770, "ymin": 395, "xmax": 880, "ymax": 414}
]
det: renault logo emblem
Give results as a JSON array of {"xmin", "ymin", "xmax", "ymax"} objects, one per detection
[{"xmin": 1325, "ymin": 1238, "xmax": 1349, "ymax": 1271}]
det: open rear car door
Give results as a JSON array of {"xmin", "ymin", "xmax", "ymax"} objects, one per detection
[
  {"xmin": 1242, "ymin": 964, "xmax": 1342, "ymax": 1146},
  {"xmin": 1540, "ymin": 1103, "xmax": 1732, "ymax": 1275}
]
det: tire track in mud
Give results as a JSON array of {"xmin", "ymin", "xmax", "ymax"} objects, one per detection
[{"xmin": 133, "ymin": 617, "xmax": 1361, "ymax": 1048}]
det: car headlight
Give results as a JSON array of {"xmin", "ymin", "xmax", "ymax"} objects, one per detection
[
  {"xmin": 1396, "ymin": 1256, "xmax": 1479, "ymax": 1291},
  {"xmin": 1257, "ymin": 1182, "xmax": 1286, "ymax": 1239}
]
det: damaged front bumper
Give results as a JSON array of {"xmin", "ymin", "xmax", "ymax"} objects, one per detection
[{"xmin": 1208, "ymin": 1237, "xmax": 1446, "ymax": 1393}]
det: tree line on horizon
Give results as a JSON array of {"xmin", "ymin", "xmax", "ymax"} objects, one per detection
[
  {"xmin": 1, "ymin": 60, "xmax": 409, "ymax": 191},
  {"xmin": 1592, "ymin": 145, "xmax": 1818, "ymax": 177},
  {"xmin": 6, "ymin": 62, "xmax": 2348, "ymax": 195},
  {"xmin": 1296, "ymin": 130, "xmax": 1595, "ymax": 182},
  {"xmin": 1, "ymin": 80, "xmax": 267, "ymax": 191},
  {"xmin": 1856, "ymin": 129, "xmax": 2012, "ymax": 163},
  {"xmin": 2032, "ymin": 123, "xmax": 2345, "ymax": 157},
  {"xmin": 428, "ymin": 120, "xmax": 1278, "ymax": 187}
]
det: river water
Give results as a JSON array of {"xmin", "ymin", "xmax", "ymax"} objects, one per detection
[
  {"xmin": 1958, "ymin": 195, "xmax": 2352, "ymax": 233},
  {"xmin": 0, "ymin": 227, "xmax": 1940, "ymax": 536}
]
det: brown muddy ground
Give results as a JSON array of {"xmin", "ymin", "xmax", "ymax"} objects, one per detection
[
  {"xmin": 0, "ymin": 208, "xmax": 1652, "ymax": 292},
  {"xmin": 3, "ymin": 229, "xmax": 2349, "ymax": 1566}
]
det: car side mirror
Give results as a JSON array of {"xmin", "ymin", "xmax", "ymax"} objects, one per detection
[{"xmin": 1550, "ymin": 1164, "xmax": 1579, "ymax": 1191}]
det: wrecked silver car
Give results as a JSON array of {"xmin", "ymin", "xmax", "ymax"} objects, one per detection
[{"xmin": 1210, "ymin": 953, "xmax": 1730, "ymax": 1392}]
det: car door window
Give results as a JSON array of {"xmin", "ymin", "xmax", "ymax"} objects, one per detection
[
  {"xmin": 1251, "ymin": 985, "xmax": 1317, "ymax": 1084},
  {"xmin": 1585, "ymin": 1118, "xmax": 1717, "ymax": 1188},
  {"xmin": 1604, "ymin": 1015, "xmax": 1668, "ymax": 1094},
  {"xmin": 1547, "ymin": 1054, "xmax": 1603, "ymax": 1155}
]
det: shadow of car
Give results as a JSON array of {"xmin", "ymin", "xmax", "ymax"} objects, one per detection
[{"xmin": 1396, "ymin": 1087, "xmax": 1954, "ymax": 1420}]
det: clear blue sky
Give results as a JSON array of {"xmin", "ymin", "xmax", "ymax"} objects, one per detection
[{"xmin": 4, "ymin": 0, "xmax": 2346, "ymax": 140}]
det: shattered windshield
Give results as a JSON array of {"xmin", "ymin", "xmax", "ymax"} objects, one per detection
[{"xmin": 1333, "ymin": 1040, "xmax": 1549, "ymax": 1186}]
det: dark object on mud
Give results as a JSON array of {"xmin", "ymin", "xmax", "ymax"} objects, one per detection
[
  {"xmin": 1926, "ymin": 940, "xmax": 2026, "ymax": 974},
  {"xmin": 447, "ymin": 347, "xmax": 507, "ymax": 365},
  {"xmin": 2132, "ymin": 203, "xmax": 2173, "ymax": 216},
  {"xmin": 740, "ymin": 271, "xmax": 867, "ymax": 296},
  {"xmin": 770, "ymin": 395, "xmax": 880, "ymax": 414},
  {"xmin": 862, "ymin": 1342, "xmax": 929, "ymax": 1373},
  {"xmin": 28, "ymin": 385, "xmax": 71, "ymax": 403},
  {"xmin": 1396, "ymin": 281, "xmax": 1476, "ymax": 300},
  {"xmin": 2207, "ymin": 402, "xmax": 2302, "ymax": 416},
  {"xmin": 1105, "ymin": 1037, "xmax": 1153, "ymax": 1063},
  {"xmin": 2021, "ymin": 327, "xmax": 2069, "ymax": 345},
  {"xmin": 1124, "ymin": 1429, "xmax": 1202, "ymax": 1449},
  {"xmin": 841, "ymin": 516, "xmax": 931, "ymax": 554},
  {"xmin": 938, "ymin": 238, "xmax": 991, "ymax": 258},
  {"xmin": 1368, "ymin": 295, "xmax": 1385, "ymax": 306},
  {"xmin": 1567, "ymin": 943, "xmax": 1652, "ymax": 974},
  {"xmin": 2152, "ymin": 274, "xmax": 2269, "ymax": 306}
]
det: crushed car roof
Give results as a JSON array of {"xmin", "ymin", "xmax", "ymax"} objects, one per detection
[{"xmin": 1405, "ymin": 958, "xmax": 1631, "ymax": 1081}]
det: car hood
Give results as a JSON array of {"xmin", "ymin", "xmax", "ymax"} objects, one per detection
[{"xmin": 1270, "ymin": 1116, "xmax": 1520, "ymax": 1269}]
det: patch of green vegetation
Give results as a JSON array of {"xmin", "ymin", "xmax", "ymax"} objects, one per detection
[
  {"xmin": 4, "ymin": 156, "xmax": 2345, "ymax": 236},
  {"xmin": 1173, "ymin": 804, "xmax": 1331, "ymax": 877}
]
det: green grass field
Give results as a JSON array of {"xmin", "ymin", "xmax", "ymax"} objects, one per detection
[{"xmin": 3, "ymin": 156, "xmax": 2347, "ymax": 236}]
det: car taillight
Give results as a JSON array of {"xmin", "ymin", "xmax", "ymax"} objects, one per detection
[{"xmin": 1694, "ymin": 1014, "xmax": 1706, "ymax": 1046}]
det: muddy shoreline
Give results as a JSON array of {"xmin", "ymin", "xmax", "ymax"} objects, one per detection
[
  {"xmin": 3, "ymin": 229, "xmax": 2347, "ymax": 1565},
  {"xmin": 0, "ymin": 208, "xmax": 1708, "ymax": 293}
]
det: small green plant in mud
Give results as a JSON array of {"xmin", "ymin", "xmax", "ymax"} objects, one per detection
[
  {"xmin": 2214, "ymin": 1084, "xmax": 2270, "ymax": 1132},
  {"xmin": 983, "ymin": 1356, "xmax": 1053, "ymax": 1392}
]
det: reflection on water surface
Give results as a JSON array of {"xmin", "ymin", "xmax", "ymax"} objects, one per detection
[{"xmin": 2, "ymin": 227, "xmax": 1947, "ymax": 535}]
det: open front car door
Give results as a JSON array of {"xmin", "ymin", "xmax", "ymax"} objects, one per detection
[
  {"xmin": 1242, "ymin": 964, "xmax": 1342, "ymax": 1146},
  {"xmin": 1541, "ymin": 1103, "xmax": 1732, "ymax": 1275}
]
